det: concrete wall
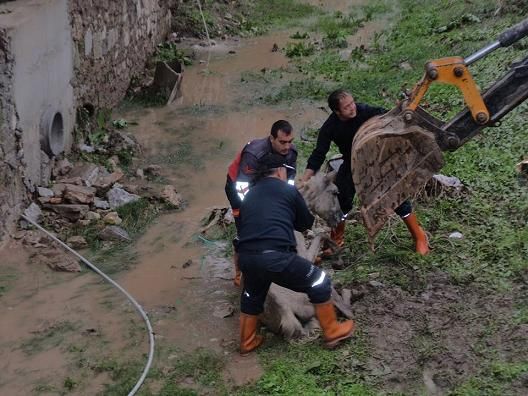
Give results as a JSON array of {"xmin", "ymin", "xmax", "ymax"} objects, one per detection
[
  {"xmin": 70, "ymin": 0, "xmax": 172, "ymax": 109},
  {"xmin": 11, "ymin": 0, "xmax": 75, "ymax": 187},
  {"xmin": 0, "ymin": 0, "xmax": 75, "ymax": 243}
]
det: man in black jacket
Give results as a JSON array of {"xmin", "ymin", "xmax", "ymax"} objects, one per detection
[
  {"xmin": 225, "ymin": 120, "xmax": 297, "ymax": 286},
  {"xmin": 302, "ymin": 89, "xmax": 429, "ymax": 255},
  {"xmin": 237, "ymin": 153, "xmax": 354, "ymax": 355}
]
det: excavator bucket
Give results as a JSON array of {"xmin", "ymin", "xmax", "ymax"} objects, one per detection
[{"xmin": 351, "ymin": 107, "xmax": 444, "ymax": 239}]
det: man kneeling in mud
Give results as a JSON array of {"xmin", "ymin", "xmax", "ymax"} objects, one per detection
[{"xmin": 237, "ymin": 153, "xmax": 354, "ymax": 355}]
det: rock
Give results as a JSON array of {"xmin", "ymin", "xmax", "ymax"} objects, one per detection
[
  {"xmin": 213, "ymin": 302, "xmax": 235, "ymax": 318},
  {"xmin": 40, "ymin": 150, "xmax": 53, "ymax": 187},
  {"xmin": 49, "ymin": 197, "xmax": 63, "ymax": 204},
  {"xmin": 160, "ymin": 185, "xmax": 184, "ymax": 208},
  {"xmin": 449, "ymin": 231, "xmax": 464, "ymax": 239},
  {"xmin": 38, "ymin": 197, "xmax": 51, "ymax": 205},
  {"xmin": 103, "ymin": 212, "xmax": 122, "ymax": 225},
  {"xmin": 136, "ymin": 168, "xmax": 144, "ymax": 178},
  {"xmin": 108, "ymin": 155, "xmax": 120, "ymax": 171},
  {"xmin": 24, "ymin": 203, "xmax": 42, "ymax": 223},
  {"xmin": 99, "ymin": 226, "xmax": 131, "ymax": 242},
  {"xmin": 432, "ymin": 174, "xmax": 464, "ymax": 190},
  {"xmin": 68, "ymin": 163, "xmax": 100, "ymax": 187},
  {"xmin": 53, "ymin": 158, "xmax": 73, "ymax": 177},
  {"xmin": 122, "ymin": 184, "xmax": 139, "ymax": 194},
  {"xmin": 44, "ymin": 204, "xmax": 89, "ymax": 221},
  {"xmin": 79, "ymin": 144, "xmax": 95, "ymax": 153},
  {"xmin": 56, "ymin": 176, "xmax": 83, "ymax": 186},
  {"xmin": 145, "ymin": 164, "xmax": 161, "ymax": 177},
  {"xmin": 66, "ymin": 236, "xmax": 88, "ymax": 249},
  {"xmin": 107, "ymin": 130, "xmax": 139, "ymax": 153},
  {"xmin": 516, "ymin": 158, "xmax": 528, "ymax": 176},
  {"xmin": 107, "ymin": 186, "xmax": 140, "ymax": 209},
  {"xmin": 92, "ymin": 171, "xmax": 124, "ymax": 192},
  {"xmin": 51, "ymin": 183, "xmax": 67, "ymax": 197},
  {"xmin": 368, "ymin": 280, "xmax": 384, "ymax": 288},
  {"xmin": 85, "ymin": 211, "xmax": 101, "ymax": 221},
  {"xmin": 399, "ymin": 61, "xmax": 413, "ymax": 71},
  {"xmin": 34, "ymin": 247, "xmax": 82, "ymax": 272},
  {"xmin": 94, "ymin": 198, "xmax": 110, "ymax": 210},
  {"xmin": 78, "ymin": 219, "xmax": 91, "ymax": 226},
  {"xmin": 63, "ymin": 184, "xmax": 96, "ymax": 204},
  {"xmin": 37, "ymin": 187, "xmax": 54, "ymax": 198}
]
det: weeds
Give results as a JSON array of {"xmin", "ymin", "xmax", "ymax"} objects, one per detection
[
  {"xmin": 20, "ymin": 321, "xmax": 76, "ymax": 355},
  {"xmin": 0, "ymin": 266, "xmax": 17, "ymax": 297},
  {"xmin": 285, "ymin": 41, "xmax": 315, "ymax": 58},
  {"xmin": 154, "ymin": 42, "xmax": 192, "ymax": 65}
]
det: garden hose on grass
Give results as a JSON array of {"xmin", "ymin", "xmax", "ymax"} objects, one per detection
[{"xmin": 20, "ymin": 214, "xmax": 155, "ymax": 396}]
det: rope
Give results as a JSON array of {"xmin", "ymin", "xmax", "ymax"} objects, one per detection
[{"xmin": 20, "ymin": 214, "xmax": 155, "ymax": 396}]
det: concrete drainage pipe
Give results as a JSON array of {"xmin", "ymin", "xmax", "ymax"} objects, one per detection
[{"xmin": 40, "ymin": 109, "xmax": 65, "ymax": 157}]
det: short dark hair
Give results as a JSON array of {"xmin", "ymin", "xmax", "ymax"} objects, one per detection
[
  {"xmin": 255, "ymin": 152, "xmax": 285, "ymax": 181},
  {"xmin": 328, "ymin": 89, "xmax": 352, "ymax": 112},
  {"xmin": 270, "ymin": 120, "xmax": 293, "ymax": 138}
]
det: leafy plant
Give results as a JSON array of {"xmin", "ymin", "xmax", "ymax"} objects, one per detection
[
  {"xmin": 285, "ymin": 41, "xmax": 316, "ymax": 57},
  {"xmin": 154, "ymin": 42, "xmax": 193, "ymax": 65}
]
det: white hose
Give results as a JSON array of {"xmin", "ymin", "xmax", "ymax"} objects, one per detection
[
  {"xmin": 195, "ymin": 0, "xmax": 212, "ymax": 66},
  {"xmin": 20, "ymin": 214, "xmax": 155, "ymax": 396}
]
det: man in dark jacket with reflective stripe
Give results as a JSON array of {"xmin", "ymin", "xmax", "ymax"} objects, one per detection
[
  {"xmin": 237, "ymin": 153, "xmax": 354, "ymax": 355},
  {"xmin": 302, "ymin": 89, "xmax": 429, "ymax": 255},
  {"xmin": 225, "ymin": 120, "xmax": 297, "ymax": 286}
]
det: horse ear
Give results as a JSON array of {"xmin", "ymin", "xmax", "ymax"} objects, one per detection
[{"xmin": 325, "ymin": 170, "xmax": 337, "ymax": 183}]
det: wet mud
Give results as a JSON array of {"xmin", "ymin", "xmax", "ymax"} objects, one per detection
[{"xmin": 351, "ymin": 272, "xmax": 528, "ymax": 394}]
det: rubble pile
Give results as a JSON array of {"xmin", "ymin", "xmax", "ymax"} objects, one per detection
[{"xmin": 19, "ymin": 131, "xmax": 185, "ymax": 271}]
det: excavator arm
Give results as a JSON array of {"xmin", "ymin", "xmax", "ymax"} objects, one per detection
[{"xmin": 351, "ymin": 18, "xmax": 528, "ymax": 239}]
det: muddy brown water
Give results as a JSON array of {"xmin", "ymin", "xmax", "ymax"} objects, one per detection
[{"xmin": 0, "ymin": 1, "xmax": 393, "ymax": 393}]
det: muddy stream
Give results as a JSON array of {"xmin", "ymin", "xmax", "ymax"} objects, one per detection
[{"xmin": 0, "ymin": 1, "xmax": 388, "ymax": 393}]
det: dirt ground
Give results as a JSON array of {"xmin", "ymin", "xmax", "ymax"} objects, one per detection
[{"xmin": 1, "ymin": 0, "xmax": 526, "ymax": 395}]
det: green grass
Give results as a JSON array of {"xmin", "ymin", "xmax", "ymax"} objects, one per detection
[
  {"xmin": 451, "ymin": 360, "xmax": 528, "ymax": 395},
  {"xmin": 20, "ymin": 321, "xmax": 76, "ymax": 355},
  {"xmin": 0, "ymin": 266, "xmax": 17, "ymax": 297},
  {"xmin": 238, "ymin": 338, "xmax": 374, "ymax": 395},
  {"xmin": 60, "ymin": 199, "xmax": 166, "ymax": 274},
  {"xmin": 233, "ymin": 1, "xmax": 528, "ymax": 395}
]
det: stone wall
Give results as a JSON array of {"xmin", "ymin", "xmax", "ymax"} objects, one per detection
[
  {"xmin": 69, "ymin": 0, "xmax": 173, "ymax": 109},
  {"xmin": 0, "ymin": 26, "xmax": 24, "ymax": 246},
  {"xmin": 0, "ymin": 0, "xmax": 173, "ymax": 244}
]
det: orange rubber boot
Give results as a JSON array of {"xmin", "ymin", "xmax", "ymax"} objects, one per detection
[
  {"xmin": 330, "ymin": 221, "xmax": 346, "ymax": 248},
  {"xmin": 233, "ymin": 252, "xmax": 242, "ymax": 287},
  {"xmin": 403, "ymin": 213, "xmax": 430, "ymax": 255},
  {"xmin": 240, "ymin": 313, "xmax": 264, "ymax": 356},
  {"xmin": 314, "ymin": 301, "xmax": 355, "ymax": 349}
]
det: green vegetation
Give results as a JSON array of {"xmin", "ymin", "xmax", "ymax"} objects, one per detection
[
  {"xmin": 452, "ymin": 360, "xmax": 528, "ymax": 395},
  {"xmin": 233, "ymin": 0, "xmax": 527, "ymax": 395},
  {"xmin": 0, "ymin": 266, "xmax": 17, "ymax": 297},
  {"xmin": 238, "ymin": 338, "xmax": 374, "ymax": 395},
  {"xmin": 61, "ymin": 199, "xmax": 166, "ymax": 274},
  {"xmin": 154, "ymin": 42, "xmax": 193, "ymax": 65},
  {"xmin": 20, "ymin": 321, "xmax": 76, "ymax": 355},
  {"xmin": 287, "ymin": 0, "xmax": 528, "ymax": 292},
  {"xmin": 170, "ymin": 0, "xmax": 316, "ymax": 38}
]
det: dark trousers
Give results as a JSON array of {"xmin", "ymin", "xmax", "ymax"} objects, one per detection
[
  {"xmin": 335, "ymin": 165, "xmax": 412, "ymax": 217},
  {"xmin": 238, "ymin": 251, "xmax": 332, "ymax": 315}
]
